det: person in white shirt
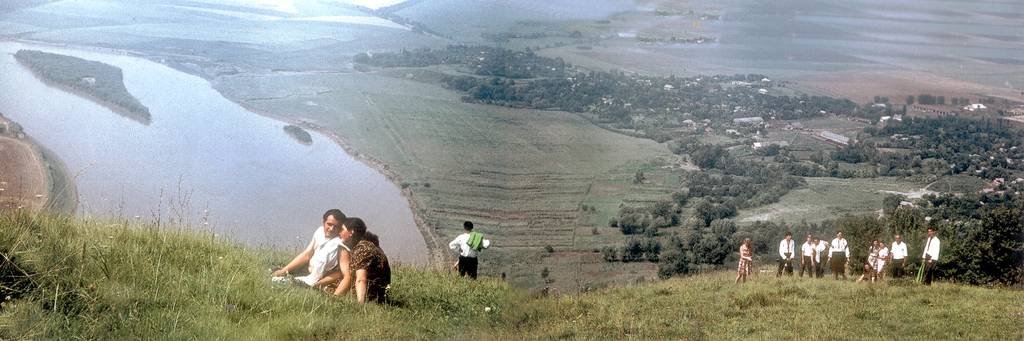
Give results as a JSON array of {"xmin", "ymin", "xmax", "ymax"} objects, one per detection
[
  {"xmin": 448, "ymin": 221, "xmax": 491, "ymax": 279},
  {"xmin": 776, "ymin": 232, "xmax": 795, "ymax": 277},
  {"xmin": 857, "ymin": 240, "xmax": 880, "ymax": 283},
  {"xmin": 875, "ymin": 240, "xmax": 889, "ymax": 282},
  {"xmin": 799, "ymin": 234, "xmax": 816, "ymax": 278},
  {"xmin": 828, "ymin": 231, "xmax": 850, "ymax": 280},
  {"xmin": 272, "ymin": 209, "xmax": 350, "ymax": 289},
  {"xmin": 814, "ymin": 238, "xmax": 829, "ymax": 278},
  {"xmin": 890, "ymin": 235, "xmax": 908, "ymax": 278},
  {"xmin": 921, "ymin": 227, "xmax": 941, "ymax": 285}
]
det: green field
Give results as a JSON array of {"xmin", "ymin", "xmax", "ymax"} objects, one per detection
[
  {"xmin": 2, "ymin": 213, "xmax": 1020, "ymax": 339},
  {"xmin": 216, "ymin": 71, "xmax": 678, "ymax": 289},
  {"xmin": 737, "ymin": 177, "xmax": 927, "ymax": 223}
]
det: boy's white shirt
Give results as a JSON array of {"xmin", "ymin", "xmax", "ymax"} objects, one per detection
[{"xmin": 449, "ymin": 232, "xmax": 491, "ymax": 258}]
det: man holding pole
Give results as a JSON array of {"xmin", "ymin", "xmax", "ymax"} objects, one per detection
[
  {"xmin": 777, "ymin": 232, "xmax": 795, "ymax": 277},
  {"xmin": 919, "ymin": 227, "xmax": 941, "ymax": 285}
]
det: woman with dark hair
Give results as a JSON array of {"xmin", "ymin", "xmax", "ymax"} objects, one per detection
[
  {"xmin": 341, "ymin": 217, "xmax": 391, "ymax": 304},
  {"xmin": 735, "ymin": 238, "xmax": 754, "ymax": 284}
]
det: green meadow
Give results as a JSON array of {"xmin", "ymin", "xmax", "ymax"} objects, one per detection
[{"xmin": 2, "ymin": 212, "xmax": 1020, "ymax": 339}]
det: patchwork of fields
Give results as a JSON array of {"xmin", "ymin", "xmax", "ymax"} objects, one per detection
[{"xmin": 218, "ymin": 71, "xmax": 679, "ymax": 287}]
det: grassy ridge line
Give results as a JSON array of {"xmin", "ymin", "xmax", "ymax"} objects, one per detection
[{"xmin": 1, "ymin": 213, "xmax": 1021, "ymax": 339}]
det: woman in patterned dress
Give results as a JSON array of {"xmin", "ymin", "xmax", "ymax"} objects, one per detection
[
  {"xmin": 342, "ymin": 217, "xmax": 392, "ymax": 304},
  {"xmin": 735, "ymin": 238, "xmax": 754, "ymax": 283}
]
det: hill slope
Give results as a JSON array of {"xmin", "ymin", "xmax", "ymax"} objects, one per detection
[{"xmin": 0, "ymin": 212, "xmax": 1020, "ymax": 339}]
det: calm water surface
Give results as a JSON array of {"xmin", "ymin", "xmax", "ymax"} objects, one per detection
[{"xmin": 0, "ymin": 41, "xmax": 427, "ymax": 264}]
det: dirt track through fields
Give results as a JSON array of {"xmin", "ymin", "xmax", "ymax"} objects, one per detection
[{"xmin": 0, "ymin": 136, "xmax": 46, "ymax": 211}]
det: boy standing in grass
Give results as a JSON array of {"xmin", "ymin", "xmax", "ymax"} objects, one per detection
[
  {"xmin": 799, "ymin": 234, "xmax": 816, "ymax": 277},
  {"xmin": 814, "ymin": 237, "xmax": 829, "ymax": 278},
  {"xmin": 449, "ymin": 221, "xmax": 491, "ymax": 279},
  {"xmin": 776, "ymin": 232, "xmax": 795, "ymax": 277}
]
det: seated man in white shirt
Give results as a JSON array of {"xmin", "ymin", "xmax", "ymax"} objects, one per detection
[
  {"xmin": 271, "ymin": 209, "xmax": 349, "ymax": 289},
  {"xmin": 448, "ymin": 221, "xmax": 491, "ymax": 279}
]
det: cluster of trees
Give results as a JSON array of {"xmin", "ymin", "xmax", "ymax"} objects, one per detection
[
  {"xmin": 602, "ymin": 237, "xmax": 662, "ymax": 262},
  {"xmin": 605, "ymin": 217, "xmax": 741, "ymax": 279},
  {"xmin": 442, "ymin": 69, "xmax": 856, "ymax": 125},
  {"xmin": 358, "ymin": 46, "xmax": 858, "ymax": 129},
  {"xmin": 855, "ymin": 117, "xmax": 1024, "ymax": 180},
  {"xmin": 609, "ymin": 200, "xmax": 679, "ymax": 235},
  {"xmin": 353, "ymin": 46, "xmax": 568, "ymax": 78},
  {"xmin": 674, "ymin": 138, "xmax": 806, "ymax": 211},
  {"xmin": 14, "ymin": 50, "xmax": 151, "ymax": 124}
]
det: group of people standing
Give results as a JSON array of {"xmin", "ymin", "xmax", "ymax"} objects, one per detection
[
  {"xmin": 271, "ymin": 209, "xmax": 392, "ymax": 304},
  {"xmin": 739, "ymin": 227, "xmax": 942, "ymax": 285}
]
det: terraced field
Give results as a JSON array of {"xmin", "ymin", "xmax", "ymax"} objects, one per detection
[{"xmin": 217, "ymin": 71, "xmax": 678, "ymax": 288}]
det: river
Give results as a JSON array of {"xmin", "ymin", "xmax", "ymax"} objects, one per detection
[{"xmin": 0, "ymin": 41, "xmax": 428, "ymax": 264}]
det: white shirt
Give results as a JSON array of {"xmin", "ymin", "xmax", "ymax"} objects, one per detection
[
  {"xmin": 801, "ymin": 242, "xmax": 815, "ymax": 257},
  {"xmin": 815, "ymin": 242, "xmax": 828, "ymax": 262},
  {"xmin": 830, "ymin": 238, "xmax": 850, "ymax": 258},
  {"xmin": 922, "ymin": 236, "xmax": 941, "ymax": 261},
  {"xmin": 449, "ymin": 232, "xmax": 491, "ymax": 258},
  {"xmin": 890, "ymin": 241, "xmax": 908, "ymax": 260},
  {"xmin": 295, "ymin": 226, "xmax": 346, "ymax": 286},
  {"xmin": 778, "ymin": 239, "xmax": 795, "ymax": 259}
]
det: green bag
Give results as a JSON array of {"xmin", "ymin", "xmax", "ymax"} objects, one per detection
[{"xmin": 467, "ymin": 232, "xmax": 485, "ymax": 251}]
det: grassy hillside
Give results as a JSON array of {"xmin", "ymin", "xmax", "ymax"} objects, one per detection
[
  {"xmin": 217, "ymin": 71, "xmax": 679, "ymax": 288},
  {"xmin": 2, "ymin": 212, "xmax": 1021, "ymax": 339}
]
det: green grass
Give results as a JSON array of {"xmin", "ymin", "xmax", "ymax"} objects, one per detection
[
  {"xmin": 2, "ymin": 212, "xmax": 1021, "ymax": 339},
  {"xmin": 216, "ymin": 71, "xmax": 676, "ymax": 289},
  {"xmin": 737, "ymin": 177, "xmax": 927, "ymax": 223}
]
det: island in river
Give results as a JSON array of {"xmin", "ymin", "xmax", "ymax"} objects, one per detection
[{"xmin": 14, "ymin": 49, "xmax": 151, "ymax": 125}]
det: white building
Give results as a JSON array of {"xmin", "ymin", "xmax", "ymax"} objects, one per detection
[
  {"xmin": 964, "ymin": 103, "xmax": 987, "ymax": 111},
  {"xmin": 733, "ymin": 117, "xmax": 764, "ymax": 125},
  {"xmin": 819, "ymin": 131, "xmax": 851, "ymax": 145}
]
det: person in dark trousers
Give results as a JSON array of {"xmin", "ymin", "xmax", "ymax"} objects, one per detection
[
  {"xmin": 829, "ymin": 231, "xmax": 850, "ymax": 280},
  {"xmin": 890, "ymin": 234, "xmax": 908, "ymax": 279},
  {"xmin": 799, "ymin": 234, "xmax": 816, "ymax": 277},
  {"xmin": 921, "ymin": 227, "xmax": 941, "ymax": 285},
  {"xmin": 448, "ymin": 221, "xmax": 491, "ymax": 279},
  {"xmin": 776, "ymin": 232, "xmax": 795, "ymax": 277}
]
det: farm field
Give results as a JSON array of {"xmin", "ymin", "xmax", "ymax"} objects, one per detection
[
  {"xmin": 217, "ymin": 71, "xmax": 680, "ymax": 288},
  {"xmin": 0, "ymin": 136, "xmax": 45, "ymax": 211},
  {"xmin": 737, "ymin": 177, "xmax": 927, "ymax": 224}
]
